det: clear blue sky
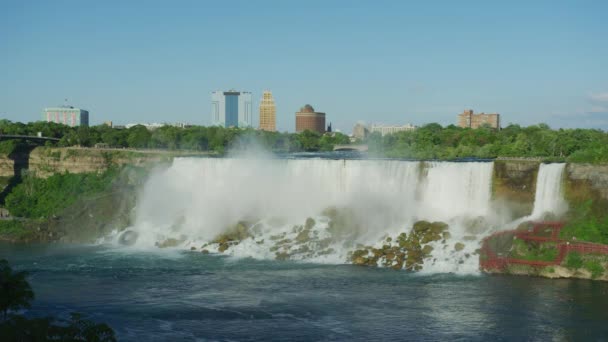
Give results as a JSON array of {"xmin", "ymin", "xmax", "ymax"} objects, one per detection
[{"xmin": 1, "ymin": 0, "xmax": 607, "ymax": 132}]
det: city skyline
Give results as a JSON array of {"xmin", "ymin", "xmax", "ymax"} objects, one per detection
[{"xmin": 1, "ymin": 1, "xmax": 607, "ymax": 131}]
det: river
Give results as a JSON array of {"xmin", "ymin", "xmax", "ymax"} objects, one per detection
[{"xmin": 3, "ymin": 243, "xmax": 608, "ymax": 341}]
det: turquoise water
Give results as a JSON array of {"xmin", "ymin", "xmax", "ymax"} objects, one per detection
[{"xmin": 2, "ymin": 243, "xmax": 608, "ymax": 341}]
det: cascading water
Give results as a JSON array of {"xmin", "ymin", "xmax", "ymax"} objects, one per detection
[
  {"xmin": 530, "ymin": 163, "xmax": 568, "ymax": 219},
  {"xmin": 119, "ymin": 157, "xmax": 501, "ymax": 274}
]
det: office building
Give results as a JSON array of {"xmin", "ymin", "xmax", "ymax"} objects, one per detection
[
  {"xmin": 370, "ymin": 123, "xmax": 417, "ymax": 136},
  {"xmin": 457, "ymin": 109, "xmax": 500, "ymax": 129},
  {"xmin": 43, "ymin": 106, "xmax": 89, "ymax": 127},
  {"xmin": 295, "ymin": 104, "xmax": 325, "ymax": 133},
  {"xmin": 259, "ymin": 90, "xmax": 276, "ymax": 131},
  {"xmin": 211, "ymin": 90, "xmax": 253, "ymax": 128}
]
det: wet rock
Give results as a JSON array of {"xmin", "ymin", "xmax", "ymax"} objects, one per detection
[
  {"xmin": 218, "ymin": 243, "xmax": 230, "ymax": 253},
  {"xmin": 430, "ymin": 221, "xmax": 448, "ymax": 234},
  {"xmin": 275, "ymin": 252, "xmax": 290, "ymax": 261},
  {"xmin": 201, "ymin": 249, "xmax": 209, "ymax": 254},
  {"xmin": 413, "ymin": 220, "xmax": 432, "ymax": 233},
  {"xmin": 463, "ymin": 216, "xmax": 490, "ymax": 235},
  {"xmin": 270, "ymin": 232, "xmax": 286, "ymax": 241},
  {"xmin": 156, "ymin": 237, "xmax": 184, "ymax": 248},
  {"xmin": 190, "ymin": 247, "xmax": 196, "ymax": 251},
  {"xmin": 295, "ymin": 229, "xmax": 310, "ymax": 244},
  {"xmin": 305, "ymin": 217, "xmax": 316, "ymax": 230},
  {"xmin": 454, "ymin": 242, "xmax": 465, "ymax": 251}
]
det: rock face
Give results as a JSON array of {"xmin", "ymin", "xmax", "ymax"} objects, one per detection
[
  {"xmin": 349, "ymin": 220, "xmax": 450, "ymax": 271},
  {"xmin": 566, "ymin": 164, "xmax": 608, "ymax": 200},
  {"xmin": 211, "ymin": 222, "xmax": 253, "ymax": 253},
  {"xmin": 0, "ymin": 147, "xmax": 209, "ymax": 179},
  {"xmin": 492, "ymin": 160, "xmax": 539, "ymax": 218}
]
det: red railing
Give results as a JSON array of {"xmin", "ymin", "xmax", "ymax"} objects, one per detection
[{"xmin": 480, "ymin": 221, "xmax": 608, "ymax": 272}]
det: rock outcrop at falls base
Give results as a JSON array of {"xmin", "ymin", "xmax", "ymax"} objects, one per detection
[{"xmin": 348, "ymin": 221, "xmax": 473, "ymax": 271}]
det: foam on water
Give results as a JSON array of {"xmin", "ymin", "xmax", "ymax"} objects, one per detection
[{"xmin": 121, "ymin": 158, "xmax": 567, "ymax": 274}]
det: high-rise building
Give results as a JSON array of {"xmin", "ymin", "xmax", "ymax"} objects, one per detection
[
  {"xmin": 295, "ymin": 104, "xmax": 325, "ymax": 133},
  {"xmin": 457, "ymin": 109, "xmax": 500, "ymax": 129},
  {"xmin": 259, "ymin": 90, "xmax": 276, "ymax": 131},
  {"xmin": 43, "ymin": 106, "xmax": 89, "ymax": 127},
  {"xmin": 211, "ymin": 90, "xmax": 253, "ymax": 128}
]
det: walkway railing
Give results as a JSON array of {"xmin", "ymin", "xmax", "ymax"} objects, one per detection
[{"xmin": 480, "ymin": 222, "xmax": 608, "ymax": 271}]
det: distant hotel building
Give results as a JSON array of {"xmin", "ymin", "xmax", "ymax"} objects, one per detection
[
  {"xmin": 370, "ymin": 123, "xmax": 417, "ymax": 136},
  {"xmin": 352, "ymin": 123, "xmax": 370, "ymax": 140},
  {"xmin": 259, "ymin": 90, "xmax": 276, "ymax": 131},
  {"xmin": 295, "ymin": 104, "xmax": 325, "ymax": 133},
  {"xmin": 44, "ymin": 106, "xmax": 89, "ymax": 127},
  {"xmin": 211, "ymin": 90, "xmax": 253, "ymax": 128},
  {"xmin": 457, "ymin": 109, "xmax": 500, "ymax": 129}
]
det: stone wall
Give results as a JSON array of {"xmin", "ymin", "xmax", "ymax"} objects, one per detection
[{"xmin": 0, "ymin": 147, "xmax": 208, "ymax": 178}]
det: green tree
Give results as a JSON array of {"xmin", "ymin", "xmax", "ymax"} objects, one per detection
[
  {"xmin": 0, "ymin": 259, "xmax": 34, "ymax": 320},
  {"xmin": 126, "ymin": 125, "xmax": 151, "ymax": 148}
]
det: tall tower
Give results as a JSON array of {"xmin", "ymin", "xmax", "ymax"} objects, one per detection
[
  {"xmin": 259, "ymin": 90, "xmax": 276, "ymax": 131},
  {"xmin": 211, "ymin": 90, "xmax": 253, "ymax": 128}
]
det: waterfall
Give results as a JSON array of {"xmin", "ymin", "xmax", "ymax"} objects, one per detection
[
  {"xmin": 531, "ymin": 163, "xmax": 568, "ymax": 219},
  {"xmin": 121, "ymin": 158, "xmax": 497, "ymax": 274}
]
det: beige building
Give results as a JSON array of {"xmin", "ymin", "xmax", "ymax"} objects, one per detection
[
  {"xmin": 370, "ymin": 123, "xmax": 417, "ymax": 136},
  {"xmin": 259, "ymin": 90, "xmax": 276, "ymax": 131},
  {"xmin": 457, "ymin": 109, "xmax": 500, "ymax": 129},
  {"xmin": 352, "ymin": 123, "xmax": 370, "ymax": 140},
  {"xmin": 295, "ymin": 104, "xmax": 326, "ymax": 133}
]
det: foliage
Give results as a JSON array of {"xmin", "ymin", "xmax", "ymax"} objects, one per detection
[
  {"xmin": 0, "ymin": 314, "xmax": 116, "ymax": 341},
  {"xmin": 0, "ymin": 259, "xmax": 116, "ymax": 341},
  {"xmin": 583, "ymin": 260, "xmax": 604, "ymax": 279},
  {"xmin": 2, "ymin": 119, "xmax": 608, "ymax": 161},
  {"xmin": 0, "ymin": 140, "xmax": 18, "ymax": 156},
  {"xmin": 565, "ymin": 252, "xmax": 584, "ymax": 269},
  {"xmin": 0, "ymin": 220, "xmax": 32, "ymax": 240},
  {"xmin": 4, "ymin": 169, "xmax": 118, "ymax": 218},
  {"xmin": 0, "ymin": 259, "xmax": 34, "ymax": 320},
  {"xmin": 511, "ymin": 239, "xmax": 559, "ymax": 262},
  {"xmin": 364, "ymin": 123, "xmax": 608, "ymax": 162},
  {"xmin": 560, "ymin": 200, "xmax": 608, "ymax": 244},
  {"xmin": 0, "ymin": 120, "xmax": 352, "ymax": 153}
]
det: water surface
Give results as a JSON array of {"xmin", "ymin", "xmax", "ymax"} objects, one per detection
[{"xmin": 2, "ymin": 243, "xmax": 607, "ymax": 341}]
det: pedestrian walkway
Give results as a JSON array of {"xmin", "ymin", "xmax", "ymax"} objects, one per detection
[{"xmin": 480, "ymin": 222, "xmax": 608, "ymax": 271}]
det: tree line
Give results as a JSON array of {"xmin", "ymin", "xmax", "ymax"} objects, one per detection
[
  {"xmin": 0, "ymin": 120, "xmax": 350, "ymax": 154},
  {"xmin": 1, "ymin": 120, "xmax": 608, "ymax": 163},
  {"xmin": 364, "ymin": 123, "xmax": 608, "ymax": 163}
]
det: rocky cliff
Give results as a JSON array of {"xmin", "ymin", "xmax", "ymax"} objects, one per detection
[{"xmin": 0, "ymin": 147, "xmax": 210, "ymax": 178}]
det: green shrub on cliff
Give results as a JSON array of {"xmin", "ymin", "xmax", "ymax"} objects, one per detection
[
  {"xmin": 0, "ymin": 221, "xmax": 31, "ymax": 241},
  {"xmin": 560, "ymin": 200, "xmax": 608, "ymax": 244},
  {"xmin": 4, "ymin": 170, "xmax": 118, "ymax": 219}
]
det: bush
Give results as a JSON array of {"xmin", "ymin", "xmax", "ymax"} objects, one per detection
[
  {"xmin": 5, "ymin": 170, "xmax": 118, "ymax": 219},
  {"xmin": 584, "ymin": 260, "xmax": 604, "ymax": 279},
  {"xmin": 565, "ymin": 252, "xmax": 583, "ymax": 269},
  {"xmin": 0, "ymin": 221, "xmax": 30, "ymax": 240}
]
